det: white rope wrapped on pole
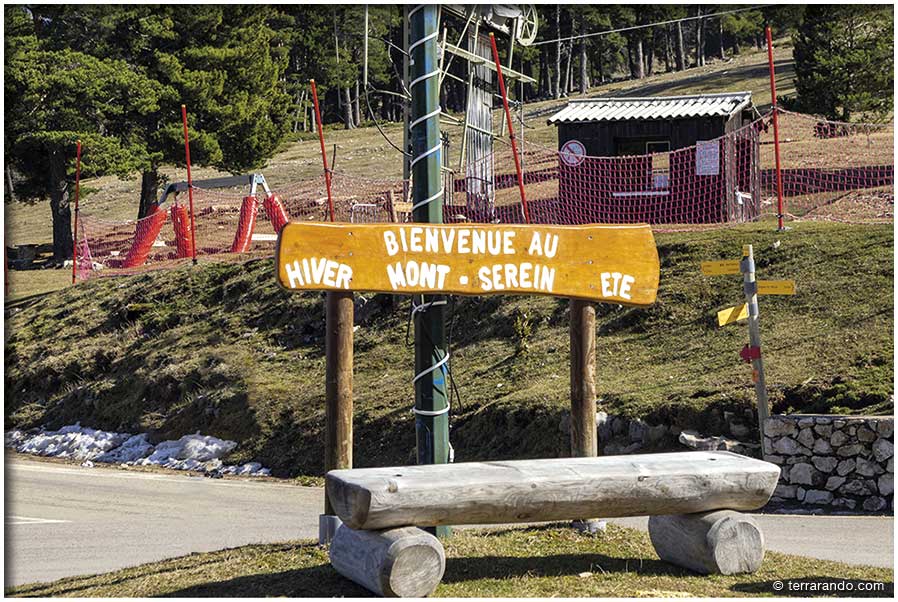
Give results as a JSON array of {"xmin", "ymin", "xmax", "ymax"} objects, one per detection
[{"xmin": 407, "ymin": 4, "xmax": 452, "ymax": 479}]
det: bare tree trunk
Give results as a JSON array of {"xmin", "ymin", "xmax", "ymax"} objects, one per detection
[
  {"xmin": 695, "ymin": 11, "xmax": 705, "ymax": 68},
  {"xmin": 303, "ymin": 90, "xmax": 309, "ymax": 131},
  {"xmin": 293, "ymin": 89, "xmax": 304, "ymax": 133},
  {"xmin": 5, "ymin": 164, "xmax": 16, "ymax": 202},
  {"xmin": 675, "ymin": 22, "xmax": 686, "ymax": 71},
  {"xmin": 353, "ymin": 80, "xmax": 361, "ymax": 126},
  {"xmin": 554, "ymin": 5, "xmax": 561, "ymax": 99},
  {"xmin": 579, "ymin": 23, "xmax": 589, "ymax": 95},
  {"xmin": 563, "ymin": 42, "xmax": 572, "ymax": 96},
  {"xmin": 343, "ymin": 87, "xmax": 354, "ymax": 129},
  {"xmin": 634, "ymin": 38, "xmax": 645, "ymax": 79},
  {"xmin": 138, "ymin": 169, "xmax": 159, "ymax": 220},
  {"xmin": 645, "ymin": 33, "xmax": 655, "ymax": 76},
  {"xmin": 48, "ymin": 148, "xmax": 73, "ymax": 263},
  {"xmin": 718, "ymin": 18, "xmax": 725, "ymax": 60},
  {"xmin": 664, "ymin": 27, "xmax": 672, "ymax": 72}
]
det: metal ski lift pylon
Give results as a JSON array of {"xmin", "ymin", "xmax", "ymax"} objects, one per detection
[{"xmin": 435, "ymin": 5, "xmax": 538, "ymax": 222}]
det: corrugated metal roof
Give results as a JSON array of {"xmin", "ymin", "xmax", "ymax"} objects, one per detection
[{"xmin": 548, "ymin": 92, "xmax": 753, "ymax": 124}]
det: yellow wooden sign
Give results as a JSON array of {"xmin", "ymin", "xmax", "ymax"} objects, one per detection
[
  {"xmin": 717, "ymin": 303, "xmax": 749, "ymax": 326},
  {"xmin": 757, "ymin": 280, "xmax": 796, "ymax": 296},
  {"xmin": 701, "ymin": 260, "xmax": 741, "ymax": 276},
  {"xmin": 276, "ymin": 223, "xmax": 660, "ymax": 306}
]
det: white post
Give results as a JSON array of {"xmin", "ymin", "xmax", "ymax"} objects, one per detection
[{"xmin": 741, "ymin": 244, "xmax": 769, "ymax": 449}]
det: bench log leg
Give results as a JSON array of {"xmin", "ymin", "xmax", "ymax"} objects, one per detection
[
  {"xmin": 329, "ymin": 524, "xmax": 445, "ymax": 597},
  {"xmin": 648, "ymin": 510, "xmax": 764, "ymax": 575}
]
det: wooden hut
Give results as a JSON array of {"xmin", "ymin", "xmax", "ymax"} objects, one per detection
[{"xmin": 547, "ymin": 92, "xmax": 760, "ymax": 224}]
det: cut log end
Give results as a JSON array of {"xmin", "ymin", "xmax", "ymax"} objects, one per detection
[
  {"xmin": 387, "ymin": 538, "xmax": 445, "ymax": 597},
  {"xmin": 330, "ymin": 525, "xmax": 445, "ymax": 597},
  {"xmin": 649, "ymin": 510, "xmax": 765, "ymax": 575}
]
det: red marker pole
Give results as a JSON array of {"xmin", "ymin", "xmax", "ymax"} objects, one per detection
[
  {"xmin": 489, "ymin": 33, "xmax": 531, "ymax": 225},
  {"xmin": 310, "ymin": 80, "xmax": 336, "ymax": 223},
  {"xmin": 72, "ymin": 140, "xmax": 82, "ymax": 284},
  {"xmin": 766, "ymin": 26, "xmax": 785, "ymax": 231},
  {"xmin": 181, "ymin": 104, "xmax": 198, "ymax": 263}
]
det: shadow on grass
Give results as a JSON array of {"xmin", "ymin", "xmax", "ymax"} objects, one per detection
[
  {"xmin": 163, "ymin": 564, "xmax": 374, "ymax": 598},
  {"xmin": 731, "ymin": 577, "xmax": 894, "ymax": 598},
  {"xmin": 162, "ymin": 548, "xmax": 686, "ymax": 597},
  {"xmin": 442, "ymin": 552, "xmax": 687, "ymax": 584}
]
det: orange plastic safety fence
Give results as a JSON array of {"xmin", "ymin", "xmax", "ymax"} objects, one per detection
[{"xmin": 75, "ymin": 110, "xmax": 892, "ymax": 281}]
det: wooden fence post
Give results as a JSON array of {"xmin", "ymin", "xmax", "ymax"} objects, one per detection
[{"xmin": 321, "ymin": 290, "xmax": 354, "ymax": 543}]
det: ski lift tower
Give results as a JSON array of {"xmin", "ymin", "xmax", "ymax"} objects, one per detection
[{"xmin": 403, "ymin": 5, "xmax": 537, "ymax": 221}]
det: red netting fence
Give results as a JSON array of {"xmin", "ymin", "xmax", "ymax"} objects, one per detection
[{"xmin": 75, "ymin": 109, "xmax": 892, "ymax": 280}]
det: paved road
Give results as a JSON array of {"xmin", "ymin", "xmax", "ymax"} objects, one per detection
[
  {"xmin": 5, "ymin": 457, "xmax": 894, "ymax": 587},
  {"xmin": 5, "ymin": 457, "xmax": 322, "ymax": 587}
]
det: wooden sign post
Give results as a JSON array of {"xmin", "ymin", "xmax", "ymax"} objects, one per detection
[
  {"xmin": 569, "ymin": 301, "xmax": 597, "ymax": 456},
  {"xmin": 310, "ymin": 77, "xmax": 353, "ymax": 545},
  {"xmin": 324, "ymin": 291, "xmax": 353, "ymax": 514},
  {"xmin": 701, "ymin": 244, "xmax": 796, "ymax": 447}
]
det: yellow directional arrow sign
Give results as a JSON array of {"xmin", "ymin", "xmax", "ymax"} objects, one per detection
[
  {"xmin": 701, "ymin": 260, "xmax": 741, "ymax": 276},
  {"xmin": 757, "ymin": 280, "xmax": 796, "ymax": 295},
  {"xmin": 717, "ymin": 303, "xmax": 749, "ymax": 326}
]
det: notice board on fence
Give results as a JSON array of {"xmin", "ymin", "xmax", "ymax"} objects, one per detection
[
  {"xmin": 695, "ymin": 140, "xmax": 720, "ymax": 176},
  {"xmin": 276, "ymin": 223, "xmax": 660, "ymax": 306}
]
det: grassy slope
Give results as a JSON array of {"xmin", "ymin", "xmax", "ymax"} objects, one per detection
[
  {"xmin": 5, "ymin": 221, "xmax": 892, "ymax": 478},
  {"xmin": 4, "ymin": 42, "xmax": 797, "ymax": 300},
  {"xmin": 8, "ymin": 524, "xmax": 892, "ymax": 598}
]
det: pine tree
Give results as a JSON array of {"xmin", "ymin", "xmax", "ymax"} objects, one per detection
[
  {"xmin": 4, "ymin": 6, "xmax": 159, "ymax": 261},
  {"xmin": 29, "ymin": 5, "xmax": 291, "ymax": 217},
  {"xmin": 793, "ymin": 5, "xmax": 894, "ymax": 121}
]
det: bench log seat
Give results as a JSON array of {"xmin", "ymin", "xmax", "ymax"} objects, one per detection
[{"xmin": 326, "ymin": 451, "xmax": 780, "ymax": 531}]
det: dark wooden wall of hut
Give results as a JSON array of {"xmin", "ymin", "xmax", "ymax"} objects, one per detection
[{"xmin": 556, "ymin": 117, "xmax": 729, "ymax": 156}]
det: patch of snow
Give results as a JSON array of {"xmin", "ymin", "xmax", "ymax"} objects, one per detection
[
  {"xmin": 237, "ymin": 462, "xmax": 262, "ymax": 475},
  {"xmin": 213, "ymin": 462, "xmax": 271, "ymax": 477},
  {"xmin": 15, "ymin": 423, "xmax": 130, "ymax": 460},
  {"xmin": 140, "ymin": 433, "xmax": 237, "ymax": 464},
  {"xmin": 5, "ymin": 429, "xmax": 29, "ymax": 447},
  {"xmin": 96, "ymin": 433, "xmax": 154, "ymax": 463},
  {"xmin": 6, "ymin": 425, "xmax": 270, "ymax": 477}
]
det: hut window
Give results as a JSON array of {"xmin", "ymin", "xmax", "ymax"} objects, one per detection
[{"xmin": 647, "ymin": 141, "xmax": 670, "ymax": 189}]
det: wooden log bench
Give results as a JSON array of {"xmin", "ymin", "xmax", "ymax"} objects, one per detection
[{"xmin": 325, "ymin": 451, "xmax": 780, "ymax": 596}]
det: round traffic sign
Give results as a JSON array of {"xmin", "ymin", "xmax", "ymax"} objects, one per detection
[{"xmin": 560, "ymin": 139, "xmax": 587, "ymax": 167}]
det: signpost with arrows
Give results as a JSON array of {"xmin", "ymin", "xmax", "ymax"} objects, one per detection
[{"xmin": 702, "ymin": 245, "xmax": 796, "ymax": 446}]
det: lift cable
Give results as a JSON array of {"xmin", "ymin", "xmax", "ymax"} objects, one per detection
[{"xmin": 531, "ymin": 5, "xmax": 776, "ymax": 47}]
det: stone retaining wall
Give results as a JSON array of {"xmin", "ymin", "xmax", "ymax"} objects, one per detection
[
  {"xmin": 562, "ymin": 410, "xmax": 894, "ymax": 512},
  {"xmin": 764, "ymin": 415, "xmax": 894, "ymax": 512}
]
